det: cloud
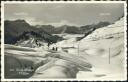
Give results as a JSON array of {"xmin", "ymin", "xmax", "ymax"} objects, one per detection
[
  {"xmin": 25, "ymin": 18, "xmax": 78, "ymax": 27},
  {"xmin": 49, "ymin": 20, "xmax": 78, "ymax": 27},
  {"xmin": 14, "ymin": 12, "xmax": 28, "ymax": 16},
  {"xmin": 24, "ymin": 17, "xmax": 44, "ymax": 25},
  {"xmin": 99, "ymin": 13, "xmax": 111, "ymax": 16},
  {"xmin": 4, "ymin": 3, "xmax": 123, "ymax": 26}
]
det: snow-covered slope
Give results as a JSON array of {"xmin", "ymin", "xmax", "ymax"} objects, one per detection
[
  {"xmin": 4, "ymin": 44, "xmax": 92, "ymax": 79},
  {"xmin": 4, "ymin": 44, "xmax": 50, "ymax": 78},
  {"xmin": 49, "ymin": 34, "xmax": 84, "ymax": 51},
  {"xmin": 76, "ymin": 17, "xmax": 126, "ymax": 80},
  {"xmin": 48, "ymin": 17, "xmax": 126, "ymax": 80},
  {"xmin": 82, "ymin": 17, "xmax": 124, "ymax": 41}
]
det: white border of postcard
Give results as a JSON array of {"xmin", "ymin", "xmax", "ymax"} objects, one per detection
[{"xmin": 1, "ymin": 1, "xmax": 127, "ymax": 81}]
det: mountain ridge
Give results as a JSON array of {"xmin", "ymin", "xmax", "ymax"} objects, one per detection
[
  {"xmin": 4, "ymin": 20, "xmax": 63, "ymax": 44},
  {"xmin": 35, "ymin": 21, "xmax": 110, "ymax": 34}
]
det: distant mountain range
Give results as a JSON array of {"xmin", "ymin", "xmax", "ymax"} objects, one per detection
[
  {"xmin": 4, "ymin": 19, "xmax": 110, "ymax": 44},
  {"xmin": 35, "ymin": 22, "xmax": 110, "ymax": 34}
]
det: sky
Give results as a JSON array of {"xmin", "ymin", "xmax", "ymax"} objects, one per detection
[{"xmin": 4, "ymin": 3, "xmax": 124, "ymax": 27}]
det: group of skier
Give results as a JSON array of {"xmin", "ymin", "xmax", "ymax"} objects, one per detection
[
  {"xmin": 52, "ymin": 47, "xmax": 58, "ymax": 51},
  {"xmin": 35, "ymin": 40, "xmax": 58, "ymax": 51},
  {"xmin": 47, "ymin": 42, "xmax": 58, "ymax": 51}
]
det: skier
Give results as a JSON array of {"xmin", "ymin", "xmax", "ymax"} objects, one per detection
[
  {"xmin": 52, "ymin": 47, "xmax": 55, "ymax": 51},
  {"xmin": 55, "ymin": 47, "xmax": 58, "ymax": 51},
  {"xmin": 47, "ymin": 42, "xmax": 50, "ymax": 50}
]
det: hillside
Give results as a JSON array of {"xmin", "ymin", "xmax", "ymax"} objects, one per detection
[
  {"xmin": 4, "ymin": 20, "xmax": 63, "ymax": 45},
  {"xmin": 5, "ymin": 20, "xmax": 33, "ymax": 44},
  {"xmin": 15, "ymin": 31, "xmax": 63, "ymax": 48},
  {"xmin": 76, "ymin": 17, "xmax": 126, "ymax": 80}
]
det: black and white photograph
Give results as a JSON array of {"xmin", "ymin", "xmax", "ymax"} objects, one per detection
[{"xmin": 1, "ymin": 1, "xmax": 127, "ymax": 81}]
